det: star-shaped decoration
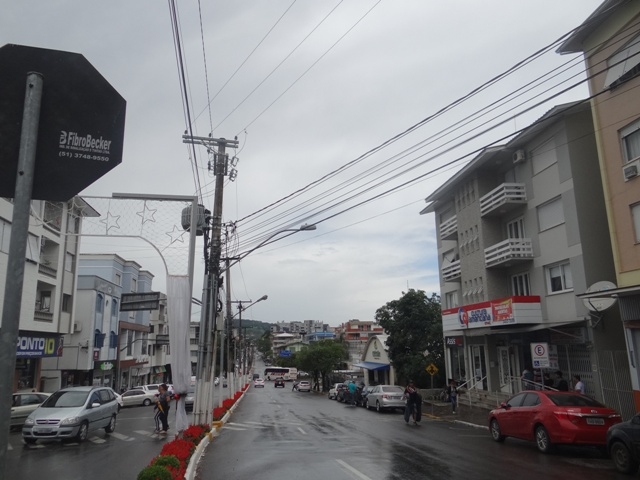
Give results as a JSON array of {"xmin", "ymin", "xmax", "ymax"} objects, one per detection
[
  {"xmin": 166, "ymin": 225, "xmax": 186, "ymax": 244},
  {"xmin": 136, "ymin": 203, "xmax": 157, "ymax": 226},
  {"xmin": 100, "ymin": 211, "xmax": 121, "ymax": 234}
]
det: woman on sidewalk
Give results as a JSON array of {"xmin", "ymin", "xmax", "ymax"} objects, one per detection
[{"xmin": 154, "ymin": 383, "xmax": 172, "ymax": 435}]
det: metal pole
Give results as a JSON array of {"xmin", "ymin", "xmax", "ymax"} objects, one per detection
[{"xmin": 0, "ymin": 72, "xmax": 43, "ymax": 476}]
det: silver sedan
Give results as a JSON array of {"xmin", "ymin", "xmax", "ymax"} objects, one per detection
[
  {"xmin": 120, "ymin": 388, "xmax": 157, "ymax": 407},
  {"xmin": 364, "ymin": 385, "xmax": 406, "ymax": 412}
]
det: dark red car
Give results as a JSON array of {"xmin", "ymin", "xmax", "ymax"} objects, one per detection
[
  {"xmin": 488, "ymin": 390, "xmax": 621, "ymax": 453},
  {"xmin": 274, "ymin": 378, "xmax": 285, "ymax": 388}
]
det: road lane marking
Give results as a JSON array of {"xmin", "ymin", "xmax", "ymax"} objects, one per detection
[
  {"xmin": 227, "ymin": 422, "xmax": 267, "ymax": 428},
  {"xmin": 90, "ymin": 437, "xmax": 106, "ymax": 444},
  {"xmin": 7, "ymin": 443, "xmax": 12, "ymax": 451},
  {"xmin": 222, "ymin": 426, "xmax": 247, "ymax": 431},
  {"xmin": 335, "ymin": 459, "xmax": 373, "ymax": 480},
  {"xmin": 109, "ymin": 432, "xmax": 134, "ymax": 441},
  {"xmin": 297, "ymin": 427, "xmax": 306, "ymax": 435}
]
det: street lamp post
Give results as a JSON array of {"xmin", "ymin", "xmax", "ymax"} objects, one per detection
[{"xmin": 236, "ymin": 295, "xmax": 268, "ymax": 386}]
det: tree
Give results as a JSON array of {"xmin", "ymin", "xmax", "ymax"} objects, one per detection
[
  {"xmin": 375, "ymin": 289, "xmax": 444, "ymax": 388},
  {"xmin": 296, "ymin": 340, "xmax": 348, "ymax": 391},
  {"xmin": 255, "ymin": 331, "xmax": 272, "ymax": 362}
]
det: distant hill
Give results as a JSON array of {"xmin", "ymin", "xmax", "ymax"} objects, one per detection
[{"xmin": 231, "ymin": 319, "xmax": 271, "ymax": 340}]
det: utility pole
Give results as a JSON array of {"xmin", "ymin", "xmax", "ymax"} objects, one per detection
[{"xmin": 182, "ymin": 135, "xmax": 238, "ymax": 424}]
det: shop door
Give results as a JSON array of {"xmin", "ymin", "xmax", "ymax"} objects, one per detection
[
  {"xmin": 498, "ymin": 346, "xmax": 514, "ymax": 394},
  {"xmin": 470, "ymin": 345, "xmax": 487, "ymax": 390}
]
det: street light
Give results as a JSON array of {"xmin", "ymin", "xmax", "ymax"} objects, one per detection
[{"xmin": 235, "ymin": 295, "xmax": 268, "ymax": 386}]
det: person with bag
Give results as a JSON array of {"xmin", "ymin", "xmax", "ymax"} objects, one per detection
[{"xmin": 153, "ymin": 383, "xmax": 172, "ymax": 435}]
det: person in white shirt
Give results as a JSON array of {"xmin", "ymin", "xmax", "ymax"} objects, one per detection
[{"xmin": 573, "ymin": 374, "xmax": 585, "ymax": 395}]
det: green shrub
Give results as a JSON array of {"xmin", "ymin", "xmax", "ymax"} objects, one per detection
[
  {"xmin": 151, "ymin": 455, "xmax": 181, "ymax": 469},
  {"xmin": 136, "ymin": 464, "xmax": 173, "ymax": 480}
]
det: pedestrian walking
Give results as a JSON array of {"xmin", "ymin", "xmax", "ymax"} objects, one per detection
[
  {"xmin": 446, "ymin": 379, "xmax": 458, "ymax": 414},
  {"xmin": 521, "ymin": 366, "xmax": 534, "ymax": 390},
  {"xmin": 554, "ymin": 371, "xmax": 569, "ymax": 391},
  {"xmin": 403, "ymin": 380, "xmax": 421, "ymax": 424},
  {"xmin": 292, "ymin": 380, "xmax": 299, "ymax": 391},
  {"xmin": 573, "ymin": 374, "xmax": 585, "ymax": 394}
]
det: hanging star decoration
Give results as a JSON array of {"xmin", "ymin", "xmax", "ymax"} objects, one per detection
[
  {"xmin": 136, "ymin": 203, "xmax": 157, "ymax": 226},
  {"xmin": 99, "ymin": 211, "xmax": 121, "ymax": 234},
  {"xmin": 166, "ymin": 225, "xmax": 186, "ymax": 244}
]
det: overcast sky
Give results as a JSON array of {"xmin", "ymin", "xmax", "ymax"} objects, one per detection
[{"xmin": 4, "ymin": 1, "xmax": 603, "ymax": 326}]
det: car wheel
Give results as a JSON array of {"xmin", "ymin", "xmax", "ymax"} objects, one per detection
[
  {"xmin": 535, "ymin": 425, "xmax": 553, "ymax": 453},
  {"xmin": 76, "ymin": 421, "xmax": 89, "ymax": 442},
  {"xmin": 143, "ymin": 398, "xmax": 152, "ymax": 406},
  {"xmin": 490, "ymin": 418, "xmax": 505, "ymax": 442},
  {"xmin": 376, "ymin": 401, "xmax": 382, "ymax": 413},
  {"xmin": 24, "ymin": 438, "xmax": 37, "ymax": 445},
  {"xmin": 105, "ymin": 415, "xmax": 116, "ymax": 433},
  {"xmin": 611, "ymin": 441, "xmax": 639, "ymax": 474}
]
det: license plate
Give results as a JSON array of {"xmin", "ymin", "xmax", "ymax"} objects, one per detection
[
  {"xmin": 586, "ymin": 418, "xmax": 605, "ymax": 425},
  {"xmin": 35, "ymin": 428, "xmax": 52, "ymax": 433}
]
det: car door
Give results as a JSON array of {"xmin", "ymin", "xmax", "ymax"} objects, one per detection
[
  {"xmin": 498, "ymin": 393, "xmax": 527, "ymax": 437},
  {"xmin": 85, "ymin": 391, "xmax": 103, "ymax": 430},
  {"xmin": 512, "ymin": 392, "xmax": 541, "ymax": 439}
]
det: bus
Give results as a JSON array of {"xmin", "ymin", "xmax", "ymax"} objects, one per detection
[{"xmin": 264, "ymin": 367, "xmax": 298, "ymax": 381}]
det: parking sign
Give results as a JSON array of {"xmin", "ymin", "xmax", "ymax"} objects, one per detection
[{"xmin": 530, "ymin": 342, "xmax": 550, "ymax": 368}]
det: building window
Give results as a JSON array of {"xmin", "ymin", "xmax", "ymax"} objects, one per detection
[
  {"xmin": 631, "ymin": 202, "xmax": 640, "ymax": 243},
  {"xmin": 94, "ymin": 329, "xmax": 106, "ymax": 348},
  {"xmin": 26, "ymin": 234, "xmax": 39, "ymax": 262},
  {"xmin": 96, "ymin": 294, "xmax": 104, "ymax": 314},
  {"xmin": 531, "ymin": 137, "xmax": 557, "ymax": 175},
  {"xmin": 537, "ymin": 197, "xmax": 564, "ymax": 231},
  {"xmin": 126, "ymin": 330, "xmax": 134, "ymax": 356},
  {"xmin": 115, "ymin": 273, "xmax": 122, "ymax": 286},
  {"xmin": 605, "ymin": 33, "xmax": 640, "ymax": 90},
  {"xmin": 65, "ymin": 253, "xmax": 74, "ymax": 272},
  {"xmin": 62, "ymin": 294, "xmax": 72, "ymax": 313},
  {"xmin": 39, "ymin": 291, "xmax": 51, "ymax": 312},
  {"xmin": 511, "ymin": 273, "xmax": 531, "ymax": 296},
  {"xmin": 621, "ymin": 120, "xmax": 640, "ymax": 163},
  {"xmin": 507, "ymin": 217, "xmax": 525, "ymax": 239},
  {"xmin": 111, "ymin": 299, "xmax": 118, "ymax": 317},
  {"xmin": 546, "ymin": 262, "xmax": 573, "ymax": 293},
  {"xmin": 109, "ymin": 331, "xmax": 118, "ymax": 349},
  {"xmin": 131, "ymin": 278, "xmax": 137, "ymax": 293}
]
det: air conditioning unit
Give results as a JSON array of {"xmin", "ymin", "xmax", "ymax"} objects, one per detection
[
  {"xmin": 73, "ymin": 322, "xmax": 82, "ymax": 333},
  {"xmin": 512, "ymin": 149, "xmax": 526, "ymax": 164},
  {"xmin": 623, "ymin": 161, "xmax": 639, "ymax": 181}
]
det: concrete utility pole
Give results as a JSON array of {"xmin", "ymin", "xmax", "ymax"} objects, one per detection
[
  {"xmin": 182, "ymin": 135, "xmax": 237, "ymax": 424},
  {"xmin": 0, "ymin": 72, "xmax": 43, "ymax": 477}
]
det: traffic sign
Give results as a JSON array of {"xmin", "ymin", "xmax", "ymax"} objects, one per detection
[
  {"xmin": 531, "ymin": 342, "xmax": 550, "ymax": 368},
  {"xmin": 425, "ymin": 363, "xmax": 438, "ymax": 376}
]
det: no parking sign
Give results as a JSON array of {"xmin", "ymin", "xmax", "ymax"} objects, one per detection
[{"xmin": 530, "ymin": 342, "xmax": 550, "ymax": 368}]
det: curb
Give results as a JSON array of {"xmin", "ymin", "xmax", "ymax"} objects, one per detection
[
  {"xmin": 421, "ymin": 413, "xmax": 488, "ymax": 430},
  {"xmin": 184, "ymin": 385, "xmax": 249, "ymax": 480}
]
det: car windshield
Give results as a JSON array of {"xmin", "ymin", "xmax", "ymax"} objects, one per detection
[
  {"xmin": 547, "ymin": 393, "xmax": 605, "ymax": 407},
  {"xmin": 42, "ymin": 390, "xmax": 89, "ymax": 408}
]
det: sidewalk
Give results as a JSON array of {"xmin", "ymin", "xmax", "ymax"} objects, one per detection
[{"xmin": 422, "ymin": 401, "xmax": 491, "ymax": 429}]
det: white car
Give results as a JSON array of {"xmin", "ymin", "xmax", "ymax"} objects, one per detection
[
  {"xmin": 120, "ymin": 388, "xmax": 158, "ymax": 407},
  {"xmin": 253, "ymin": 378, "xmax": 265, "ymax": 388},
  {"xmin": 328, "ymin": 383, "xmax": 344, "ymax": 399},
  {"xmin": 297, "ymin": 381, "xmax": 311, "ymax": 392}
]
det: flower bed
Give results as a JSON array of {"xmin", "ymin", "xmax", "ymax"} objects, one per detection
[
  {"xmin": 137, "ymin": 390, "xmax": 246, "ymax": 479},
  {"xmin": 136, "ymin": 425, "xmax": 209, "ymax": 480}
]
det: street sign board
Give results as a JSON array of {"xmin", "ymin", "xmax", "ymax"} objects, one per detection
[
  {"xmin": 531, "ymin": 342, "xmax": 550, "ymax": 368},
  {"xmin": 279, "ymin": 350, "xmax": 291, "ymax": 357},
  {"xmin": 120, "ymin": 292, "xmax": 160, "ymax": 311},
  {"xmin": 0, "ymin": 44, "xmax": 126, "ymax": 200},
  {"xmin": 425, "ymin": 363, "xmax": 438, "ymax": 376}
]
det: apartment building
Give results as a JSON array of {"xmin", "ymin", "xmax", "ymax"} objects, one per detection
[
  {"xmin": 75, "ymin": 254, "xmax": 154, "ymax": 391},
  {"xmin": 335, "ymin": 319, "xmax": 384, "ymax": 368},
  {"xmin": 558, "ymin": 0, "xmax": 640, "ymax": 411},
  {"xmin": 1, "ymin": 198, "xmax": 98, "ymax": 392},
  {"xmin": 421, "ymin": 101, "xmax": 634, "ymax": 419}
]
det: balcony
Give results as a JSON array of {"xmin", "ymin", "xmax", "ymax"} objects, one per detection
[
  {"xmin": 485, "ymin": 238, "xmax": 533, "ymax": 268},
  {"xmin": 439, "ymin": 215, "xmax": 457, "ymax": 240},
  {"xmin": 480, "ymin": 183, "xmax": 526, "ymax": 217},
  {"xmin": 442, "ymin": 259, "xmax": 461, "ymax": 281}
]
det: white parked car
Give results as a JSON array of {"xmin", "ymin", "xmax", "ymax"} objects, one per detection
[{"xmin": 297, "ymin": 381, "xmax": 311, "ymax": 392}]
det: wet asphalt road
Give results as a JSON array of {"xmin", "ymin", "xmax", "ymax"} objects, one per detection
[{"xmin": 196, "ymin": 382, "xmax": 626, "ymax": 480}]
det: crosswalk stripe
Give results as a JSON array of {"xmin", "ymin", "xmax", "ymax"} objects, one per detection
[
  {"xmin": 109, "ymin": 432, "xmax": 134, "ymax": 441},
  {"xmin": 90, "ymin": 437, "xmax": 106, "ymax": 444},
  {"xmin": 222, "ymin": 426, "xmax": 246, "ymax": 431},
  {"xmin": 7, "ymin": 443, "xmax": 12, "ymax": 451}
]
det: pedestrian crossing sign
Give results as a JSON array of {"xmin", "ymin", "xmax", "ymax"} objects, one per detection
[{"xmin": 425, "ymin": 363, "xmax": 438, "ymax": 376}]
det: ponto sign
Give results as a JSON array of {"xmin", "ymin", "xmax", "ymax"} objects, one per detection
[
  {"xmin": 16, "ymin": 334, "xmax": 63, "ymax": 358},
  {"xmin": 530, "ymin": 342, "xmax": 550, "ymax": 368}
]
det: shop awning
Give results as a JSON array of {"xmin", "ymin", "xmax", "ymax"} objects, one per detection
[
  {"xmin": 352, "ymin": 361, "xmax": 390, "ymax": 371},
  {"xmin": 444, "ymin": 320, "xmax": 584, "ymax": 337}
]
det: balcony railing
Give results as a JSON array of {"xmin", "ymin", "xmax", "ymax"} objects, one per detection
[
  {"xmin": 439, "ymin": 215, "xmax": 458, "ymax": 240},
  {"xmin": 480, "ymin": 183, "xmax": 526, "ymax": 217},
  {"xmin": 442, "ymin": 259, "xmax": 461, "ymax": 281},
  {"xmin": 38, "ymin": 263, "xmax": 57, "ymax": 277},
  {"xmin": 485, "ymin": 238, "xmax": 533, "ymax": 267},
  {"xmin": 34, "ymin": 309, "xmax": 54, "ymax": 322}
]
